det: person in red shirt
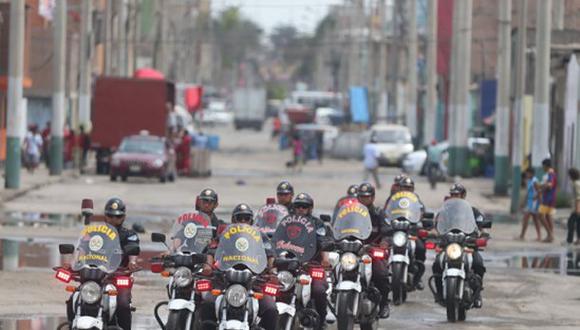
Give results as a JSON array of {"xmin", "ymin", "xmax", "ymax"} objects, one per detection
[
  {"xmin": 177, "ymin": 129, "xmax": 191, "ymax": 174},
  {"xmin": 41, "ymin": 121, "xmax": 51, "ymax": 167}
]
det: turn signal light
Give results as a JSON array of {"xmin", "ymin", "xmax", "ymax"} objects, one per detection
[
  {"xmin": 65, "ymin": 285, "xmax": 76, "ymax": 293},
  {"xmin": 362, "ymin": 255, "xmax": 372, "ymax": 264},
  {"xmin": 55, "ymin": 269, "xmax": 72, "ymax": 283},
  {"xmin": 310, "ymin": 267, "xmax": 325, "ymax": 280},
  {"xmin": 195, "ymin": 280, "xmax": 212, "ymax": 292},
  {"xmin": 211, "ymin": 289, "xmax": 222, "ymax": 296},
  {"xmin": 299, "ymin": 278, "xmax": 311, "ymax": 285},
  {"xmin": 161, "ymin": 271, "xmax": 171, "ymax": 278},
  {"xmin": 425, "ymin": 241, "xmax": 436, "ymax": 250},
  {"xmin": 115, "ymin": 276, "xmax": 132, "ymax": 289},
  {"xmin": 475, "ymin": 238, "xmax": 487, "ymax": 248},
  {"xmin": 418, "ymin": 229, "xmax": 429, "ymax": 239},
  {"xmin": 253, "ymin": 292, "xmax": 264, "ymax": 300},
  {"xmin": 263, "ymin": 283, "xmax": 279, "ymax": 296},
  {"xmin": 107, "ymin": 290, "xmax": 118, "ymax": 296}
]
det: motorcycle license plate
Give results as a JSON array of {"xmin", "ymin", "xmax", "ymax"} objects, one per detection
[{"xmin": 129, "ymin": 165, "xmax": 141, "ymax": 172}]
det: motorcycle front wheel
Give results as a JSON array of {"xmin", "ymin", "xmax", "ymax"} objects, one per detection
[
  {"xmin": 166, "ymin": 310, "xmax": 194, "ymax": 330},
  {"xmin": 445, "ymin": 277, "xmax": 466, "ymax": 322},
  {"xmin": 391, "ymin": 263, "xmax": 407, "ymax": 305},
  {"xmin": 336, "ymin": 291, "xmax": 357, "ymax": 330},
  {"xmin": 277, "ymin": 313, "xmax": 297, "ymax": 330}
]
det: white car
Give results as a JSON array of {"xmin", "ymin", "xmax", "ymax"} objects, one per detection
[
  {"xmin": 198, "ymin": 101, "xmax": 234, "ymax": 126},
  {"xmin": 369, "ymin": 124, "xmax": 414, "ymax": 166}
]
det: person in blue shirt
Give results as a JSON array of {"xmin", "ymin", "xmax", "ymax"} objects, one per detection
[{"xmin": 518, "ymin": 168, "xmax": 542, "ymax": 241}]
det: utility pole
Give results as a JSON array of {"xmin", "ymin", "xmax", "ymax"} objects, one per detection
[
  {"xmin": 448, "ymin": 0, "xmax": 472, "ymax": 177},
  {"xmin": 424, "ymin": 0, "xmax": 438, "ymax": 145},
  {"xmin": 377, "ymin": 0, "xmax": 388, "ymax": 123},
  {"xmin": 117, "ymin": 0, "xmax": 128, "ymax": 76},
  {"xmin": 5, "ymin": 0, "xmax": 25, "ymax": 189},
  {"xmin": 510, "ymin": 0, "xmax": 528, "ymax": 213},
  {"xmin": 494, "ymin": 0, "xmax": 512, "ymax": 195},
  {"xmin": 50, "ymin": 0, "xmax": 66, "ymax": 175},
  {"xmin": 531, "ymin": 0, "xmax": 552, "ymax": 172},
  {"xmin": 406, "ymin": 0, "xmax": 418, "ymax": 140},
  {"xmin": 78, "ymin": 0, "xmax": 93, "ymax": 128},
  {"xmin": 104, "ymin": 0, "xmax": 113, "ymax": 75}
]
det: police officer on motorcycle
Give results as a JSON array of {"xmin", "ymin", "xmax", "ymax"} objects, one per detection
[
  {"xmin": 199, "ymin": 203, "xmax": 278, "ymax": 330},
  {"xmin": 277, "ymin": 180, "xmax": 295, "ymax": 214},
  {"xmin": 196, "ymin": 188, "xmax": 222, "ymax": 227},
  {"xmin": 384, "ymin": 176, "xmax": 427, "ymax": 291},
  {"xmin": 357, "ymin": 183, "xmax": 390, "ymax": 318},
  {"xmin": 293, "ymin": 192, "xmax": 333, "ymax": 329},
  {"xmin": 66, "ymin": 198, "xmax": 140, "ymax": 330},
  {"xmin": 433, "ymin": 183, "xmax": 486, "ymax": 308}
]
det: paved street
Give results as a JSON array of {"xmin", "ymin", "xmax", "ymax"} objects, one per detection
[{"xmin": 1, "ymin": 126, "xmax": 580, "ymax": 329}]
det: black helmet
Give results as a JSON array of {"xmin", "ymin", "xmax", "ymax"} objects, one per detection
[
  {"xmin": 347, "ymin": 184, "xmax": 359, "ymax": 197},
  {"xmin": 394, "ymin": 174, "xmax": 408, "ymax": 184},
  {"xmin": 105, "ymin": 197, "xmax": 126, "ymax": 216},
  {"xmin": 293, "ymin": 192, "xmax": 314, "ymax": 208},
  {"xmin": 358, "ymin": 183, "xmax": 375, "ymax": 197},
  {"xmin": 232, "ymin": 203, "xmax": 254, "ymax": 223},
  {"xmin": 399, "ymin": 176, "xmax": 415, "ymax": 189},
  {"xmin": 198, "ymin": 188, "xmax": 218, "ymax": 202},
  {"xmin": 450, "ymin": 183, "xmax": 467, "ymax": 197},
  {"xmin": 277, "ymin": 181, "xmax": 294, "ymax": 194}
]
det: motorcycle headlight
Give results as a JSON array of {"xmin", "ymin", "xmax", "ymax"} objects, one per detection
[
  {"xmin": 153, "ymin": 159, "xmax": 164, "ymax": 168},
  {"xmin": 80, "ymin": 281, "xmax": 102, "ymax": 304},
  {"xmin": 393, "ymin": 231, "xmax": 408, "ymax": 247},
  {"xmin": 340, "ymin": 252, "xmax": 358, "ymax": 271},
  {"xmin": 446, "ymin": 243, "xmax": 463, "ymax": 261},
  {"xmin": 277, "ymin": 271, "xmax": 296, "ymax": 292},
  {"xmin": 173, "ymin": 267, "xmax": 193, "ymax": 287},
  {"xmin": 225, "ymin": 284, "xmax": 248, "ymax": 308}
]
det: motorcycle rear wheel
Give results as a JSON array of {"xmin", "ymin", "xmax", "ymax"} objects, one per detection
[
  {"xmin": 166, "ymin": 310, "xmax": 194, "ymax": 330},
  {"xmin": 277, "ymin": 313, "xmax": 297, "ymax": 330},
  {"xmin": 336, "ymin": 291, "xmax": 357, "ymax": 330}
]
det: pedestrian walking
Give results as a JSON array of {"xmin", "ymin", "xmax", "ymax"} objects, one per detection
[
  {"xmin": 79, "ymin": 125, "xmax": 91, "ymax": 174},
  {"xmin": 538, "ymin": 158, "xmax": 557, "ymax": 243},
  {"xmin": 316, "ymin": 130, "xmax": 324, "ymax": 164},
  {"xmin": 291, "ymin": 134, "xmax": 304, "ymax": 173},
  {"xmin": 177, "ymin": 129, "xmax": 192, "ymax": 175},
  {"xmin": 363, "ymin": 136, "xmax": 381, "ymax": 189},
  {"xmin": 518, "ymin": 168, "xmax": 542, "ymax": 241},
  {"xmin": 41, "ymin": 121, "xmax": 51, "ymax": 168},
  {"xmin": 566, "ymin": 168, "xmax": 580, "ymax": 245},
  {"xmin": 22, "ymin": 125, "xmax": 43, "ymax": 173}
]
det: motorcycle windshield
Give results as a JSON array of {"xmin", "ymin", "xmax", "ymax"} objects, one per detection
[
  {"xmin": 255, "ymin": 204, "xmax": 289, "ymax": 236},
  {"xmin": 73, "ymin": 223, "xmax": 122, "ymax": 273},
  {"xmin": 332, "ymin": 203, "xmax": 372, "ymax": 240},
  {"xmin": 384, "ymin": 191, "xmax": 423, "ymax": 224},
  {"xmin": 215, "ymin": 224, "xmax": 268, "ymax": 274},
  {"xmin": 272, "ymin": 215, "xmax": 318, "ymax": 262},
  {"xmin": 436, "ymin": 199, "xmax": 478, "ymax": 235},
  {"xmin": 171, "ymin": 211, "xmax": 215, "ymax": 254},
  {"xmin": 332, "ymin": 196, "xmax": 359, "ymax": 223}
]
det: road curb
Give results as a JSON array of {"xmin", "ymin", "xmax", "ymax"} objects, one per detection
[{"xmin": 0, "ymin": 171, "xmax": 78, "ymax": 206}]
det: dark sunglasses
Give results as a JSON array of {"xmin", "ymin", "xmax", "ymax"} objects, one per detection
[
  {"xmin": 111, "ymin": 214, "xmax": 125, "ymax": 219},
  {"xmin": 294, "ymin": 204, "xmax": 310, "ymax": 209},
  {"xmin": 236, "ymin": 215, "xmax": 252, "ymax": 222}
]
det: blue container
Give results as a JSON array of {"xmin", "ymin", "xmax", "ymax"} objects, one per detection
[{"xmin": 207, "ymin": 135, "xmax": 220, "ymax": 151}]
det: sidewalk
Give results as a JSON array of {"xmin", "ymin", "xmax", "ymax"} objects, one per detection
[{"xmin": 0, "ymin": 167, "xmax": 77, "ymax": 205}]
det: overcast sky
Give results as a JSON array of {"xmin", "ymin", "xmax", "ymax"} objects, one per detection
[{"xmin": 212, "ymin": 0, "xmax": 343, "ymax": 35}]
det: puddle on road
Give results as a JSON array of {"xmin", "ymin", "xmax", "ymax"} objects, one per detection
[
  {"xmin": 485, "ymin": 248, "xmax": 580, "ymax": 276},
  {"xmin": 0, "ymin": 315, "xmax": 159, "ymax": 330}
]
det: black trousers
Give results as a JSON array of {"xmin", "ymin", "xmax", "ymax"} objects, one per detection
[
  {"xmin": 198, "ymin": 293, "xmax": 278, "ymax": 330},
  {"xmin": 567, "ymin": 212, "xmax": 580, "ymax": 243},
  {"xmin": 414, "ymin": 239, "xmax": 426, "ymax": 284},
  {"xmin": 311, "ymin": 278, "xmax": 329, "ymax": 324},
  {"xmin": 67, "ymin": 288, "xmax": 132, "ymax": 330}
]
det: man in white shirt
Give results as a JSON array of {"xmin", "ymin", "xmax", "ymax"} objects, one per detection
[
  {"xmin": 363, "ymin": 136, "xmax": 381, "ymax": 189},
  {"xmin": 23, "ymin": 126, "xmax": 43, "ymax": 173}
]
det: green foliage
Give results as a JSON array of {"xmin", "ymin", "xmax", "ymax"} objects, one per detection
[
  {"xmin": 214, "ymin": 6, "xmax": 263, "ymax": 69},
  {"xmin": 267, "ymin": 84, "xmax": 286, "ymax": 100}
]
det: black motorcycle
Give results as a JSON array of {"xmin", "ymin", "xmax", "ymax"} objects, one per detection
[
  {"xmin": 271, "ymin": 215, "xmax": 322, "ymax": 330},
  {"xmin": 428, "ymin": 199, "xmax": 488, "ymax": 322},
  {"xmin": 150, "ymin": 211, "xmax": 215, "ymax": 330},
  {"xmin": 383, "ymin": 191, "xmax": 430, "ymax": 305},
  {"xmin": 55, "ymin": 222, "xmax": 139, "ymax": 330},
  {"xmin": 212, "ymin": 223, "xmax": 276, "ymax": 330},
  {"xmin": 329, "ymin": 202, "xmax": 381, "ymax": 330}
]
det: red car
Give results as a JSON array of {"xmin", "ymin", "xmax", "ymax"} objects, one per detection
[{"xmin": 109, "ymin": 135, "xmax": 177, "ymax": 183}]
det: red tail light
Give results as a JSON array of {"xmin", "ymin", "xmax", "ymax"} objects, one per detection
[
  {"xmin": 195, "ymin": 279, "xmax": 213, "ymax": 292},
  {"xmin": 55, "ymin": 269, "xmax": 72, "ymax": 283},
  {"xmin": 425, "ymin": 241, "xmax": 436, "ymax": 250},
  {"xmin": 115, "ymin": 276, "xmax": 132, "ymax": 288},
  {"xmin": 475, "ymin": 238, "xmax": 487, "ymax": 248},
  {"xmin": 266, "ymin": 197, "xmax": 276, "ymax": 204},
  {"xmin": 418, "ymin": 229, "xmax": 428, "ymax": 239},
  {"xmin": 310, "ymin": 267, "xmax": 325, "ymax": 280},
  {"xmin": 263, "ymin": 283, "xmax": 279, "ymax": 296},
  {"xmin": 370, "ymin": 248, "xmax": 386, "ymax": 260},
  {"xmin": 151, "ymin": 262, "xmax": 164, "ymax": 273}
]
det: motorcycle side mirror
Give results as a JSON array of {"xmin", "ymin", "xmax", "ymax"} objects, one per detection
[
  {"xmin": 151, "ymin": 232, "xmax": 166, "ymax": 243},
  {"xmin": 81, "ymin": 199, "xmax": 94, "ymax": 225},
  {"xmin": 480, "ymin": 219, "xmax": 493, "ymax": 229},
  {"xmin": 59, "ymin": 244, "xmax": 75, "ymax": 255},
  {"xmin": 123, "ymin": 245, "xmax": 140, "ymax": 256},
  {"xmin": 320, "ymin": 214, "xmax": 331, "ymax": 223},
  {"xmin": 132, "ymin": 223, "xmax": 145, "ymax": 234}
]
